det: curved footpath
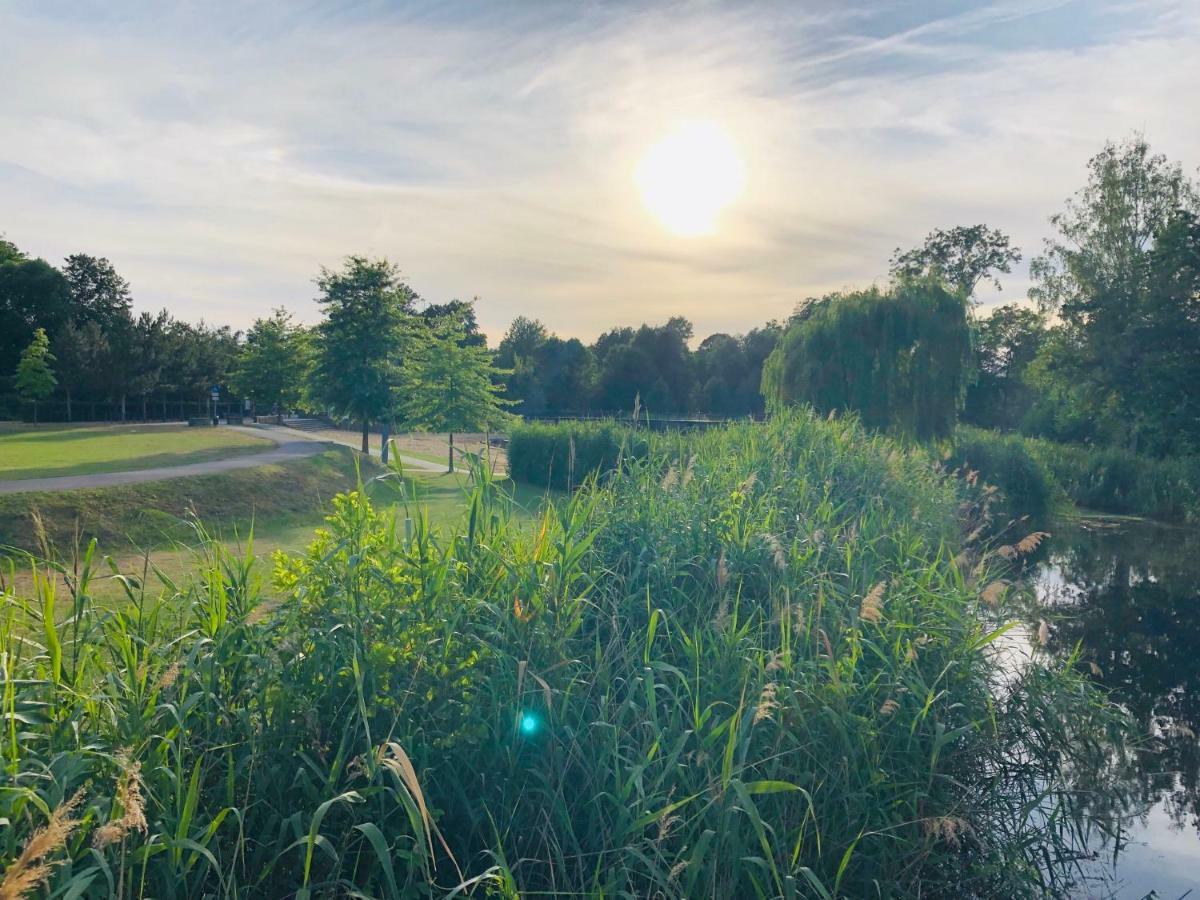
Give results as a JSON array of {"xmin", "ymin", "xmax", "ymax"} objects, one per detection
[{"xmin": 0, "ymin": 425, "xmax": 443, "ymax": 496}]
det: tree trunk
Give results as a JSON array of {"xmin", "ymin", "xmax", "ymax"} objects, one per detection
[
  {"xmin": 120, "ymin": 394, "xmax": 127, "ymax": 422},
  {"xmin": 142, "ymin": 395, "xmax": 148, "ymax": 421},
  {"xmin": 32, "ymin": 400, "xmax": 38, "ymax": 424},
  {"xmin": 381, "ymin": 422, "xmax": 390, "ymax": 465},
  {"xmin": 448, "ymin": 432, "xmax": 454, "ymax": 473},
  {"xmin": 361, "ymin": 418, "xmax": 370, "ymax": 454},
  {"xmin": 66, "ymin": 390, "xmax": 72, "ymax": 423}
]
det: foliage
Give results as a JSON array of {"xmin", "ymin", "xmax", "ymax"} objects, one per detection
[
  {"xmin": 0, "ymin": 247, "xmax": 71, "ymax": 380},
  {"xmin": 963, "ymin": 304, "xmax": 1046, "ymax": 430},
  {"xmin": 950, "ymin": 426, "xmax": 1058, "ymax": 526},
  {"xmin": 419, "ymin": 298, "xmax": 487, "ymax": 347},
  {"xmin": 14, "ymin": 328, "xmax": 57, "ymax": 404},
  {"xmin": 1023, "ymin": 436, "xmax": 1200, "ymax": 524},
  {"xmin": 692, "ymin": 324, "xmax": 782, "ymax": 418},
  {"xmin": 1023, "ymin": 137, "xmax": 1200, "ymax": 456},
  {"xmin": 310, "ymin": 256, "xmax": 416, "ymax": 451},
  {"xmin": 62, "ymin": 254, "xmax": 133, "ymax": 332},
  {"xmin": 232, "ymin": 307, "xmax": 311, "ymax": 414},
  {"xmin": 507, "ymin": 419, "xmax": 648, "ymax": 490},
  {"xmin": 762, "ymin": 281, "xmax": 971, "ymax": 440},
  {"xmin": 400, "ymin": 317, "xmax": 516, "ymax": 470},
  {"xmin": 0, "ymin": 412, "xmax": 1128, "ymax": 897},
  {"xmin": 890, "ymin": 224, "xmax": 1021, "ymax": 300}
]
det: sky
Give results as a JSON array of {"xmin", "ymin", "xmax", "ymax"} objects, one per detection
[{"xmin": 2, "ymin": 0, "xmax": 1199, "ymax": 344}]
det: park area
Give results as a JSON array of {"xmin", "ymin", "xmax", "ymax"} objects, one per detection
[{"xmin": 0, "ymin": 422, "xmax": 272, "ymax": 481}]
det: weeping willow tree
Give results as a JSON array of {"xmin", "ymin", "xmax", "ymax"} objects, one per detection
[{"xmin": 761, "ymin": 281, "xmax": 970, "ymax": 441}]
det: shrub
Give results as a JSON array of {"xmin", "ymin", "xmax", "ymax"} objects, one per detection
[
  {"xmin": 507, "ymin": 419, "xmax": 647, "ymax": 490},
  {"xmin": 951, "ymin": 425, "xmax": 1058, "ymax": 526},
  {"xmin": 1025, "ymin": 437, "xmax": 1200, "ymax": 523}
]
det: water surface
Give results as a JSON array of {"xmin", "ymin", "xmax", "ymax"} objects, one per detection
[{"xmin": 1033, "ymin": 519, "xmax": 1200, "ymax": 898}]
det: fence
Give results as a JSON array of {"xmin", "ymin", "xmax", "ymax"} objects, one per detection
[{"xmin": 0, "ymin": 396, "xmax": 250, "ymax": 425}]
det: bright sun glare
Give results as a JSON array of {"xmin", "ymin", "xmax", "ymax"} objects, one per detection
[{"xmin": 635, "ymin": 121, "xmax": 745, "ymax": 237}]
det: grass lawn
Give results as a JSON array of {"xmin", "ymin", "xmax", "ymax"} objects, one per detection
[
  {"xmin": 0, "ymin": 423, "xmax": 273, "ymax": 481},
  {"xmin": 0, "ymin": 447, "xmax": 557, "ymax": 606},
  {"xmin": 298, "ymin": 427, "xmax": 506, "ymax": 472}
]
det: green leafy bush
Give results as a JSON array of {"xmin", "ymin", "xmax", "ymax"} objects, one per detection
[
  {"xmin": 1025, "ymin": 437, "xmax": 1200, "ymax": 523},
  {"xmin": 507, "ymin": 419, "xmax": 647, "ymax": 490},
  {"xmin": 1, "ymin": 412, "xmax": 1126, "ymax": 897},
  {"xmin": 951, "ymin": 425, "xmax": 1059, "ymax": 526}
]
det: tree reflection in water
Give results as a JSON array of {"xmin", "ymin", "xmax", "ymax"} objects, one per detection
[{"xmin": 1037, "ymin": 519, "xmax": 1200, "ymax": 842}]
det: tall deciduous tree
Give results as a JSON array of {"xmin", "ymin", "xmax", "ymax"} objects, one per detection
[
  {"xmin": 890, "ymin": 224, "xmax": 1021, "ymax": 302},
  {"xmin": 52, "ymin": 319, "xmax": 109, "ymax": 421},
  {"xmin": 0, "ymin": 239, "xmax": 72, "ymax": 378},
  {"xmin": 963, "ymin": 304, "xmax": 1045, "ymax": 430},
  {"xmin": 1030, "ymin": 135, "xmax": 1199, "ymax": 316},
  {"xmin": 762, "ymin": 282, "xmax": 970, "ymax": 441},
  {"xmin": 401, "ymin": 319, "xmax": 516, "ymax": 472},
  {"xmin": 311, "ymin": 257, "xmax": 415, "ymax": 453},
  {"xmin": 1025, "ymin": 136, "xmax": 1200, "ymax": 454},
  {"xmin": 62, "ymin": 254, "xmax": 133, "ymax": 331},
  {"xmin": 233, "ymin": 308, "xmax": 311, "ymax": 415},
  {"xmin": 15, "ymin": 327, "xmax": 57, "ymax": 422}
]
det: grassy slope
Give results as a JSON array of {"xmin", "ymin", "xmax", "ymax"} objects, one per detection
[
  {"xmin": 0, "ymin": 423, "xmax": 272, "ymax": 480},
  {"xmin": 0, "ymin": 446, "xmax": 553, "ymax": 603}
]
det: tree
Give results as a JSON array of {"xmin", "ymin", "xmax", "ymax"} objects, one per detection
[
  {"xmin": 0, "ymin": 240, "xmax": 72, "ymax": 378},
  {"xmin": 964, "ymin": 305, "xmax": 1046, "ymax": 430},
  {"xmin": 420, "ymin": 298, "xmax": 487, "ymax": 347},
  {"xmin": 52, "ymin": 319, "xmax": 109, "ymax": 421},
  {"xmin": 14, "ymin": 328, "xmax": 57, "ymax": 422},
  {"xmin": 589, "ymin": 319, "xmax": 694, "ymax": 414},
  {"xmin": 233, "ymin": 308, "xmax": 311, "ymax": 415},
  {"xmin": 762, "ymin": 282, "xmax": 971, "ymax": 441},
  {"xmin": 311, "ymin": 257, "xmax": 415, "ymax": 453},
  {"xmin": 494, "ymin": 316, "xmax": 549, "ymax": 368},
  {"xmin": 401, "ymin": 319, "xmax": 516, "ymax": 472},
  {"xmin": 890, "ymin": 225, "xmax": 1021, "ymax": 302},
  {"xmin": 1025, "ymin": 136, "xmax": 1200, "ymax": 453},
  {"xmin": 1031, "ymin": 135, "xmax": 1199, "ymax": 316},
  {"xmin": 129, "ymin": 310, "xmax": 172, "ymax": 420},
  {"xmin": 62, "ymin": 254, "xmax": 133, "ymax": 331}
]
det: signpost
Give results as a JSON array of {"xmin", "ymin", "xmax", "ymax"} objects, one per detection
[{"xmin": 210, "ymin": 385, "xmax": 220, "ymax": 425}]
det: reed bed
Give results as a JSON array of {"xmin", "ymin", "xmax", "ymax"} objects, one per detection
[{"xmin": 0, "ymin": 411, "xmax": 1125, "ymax": 897}]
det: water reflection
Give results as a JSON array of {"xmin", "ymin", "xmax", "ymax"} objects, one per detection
[{"xmin": 1034, "ymin": 519, "xmax": 1200, "ymax": 897}]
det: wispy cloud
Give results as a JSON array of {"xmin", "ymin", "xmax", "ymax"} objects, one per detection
[{"xmin": 2, "ymin": 0, "xmax": 1197, "ymax": 340}]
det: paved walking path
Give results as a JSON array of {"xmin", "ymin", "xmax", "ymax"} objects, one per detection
[{"xmin": 0, "ymin": 425, "xmax": 443, "ymax": 496}]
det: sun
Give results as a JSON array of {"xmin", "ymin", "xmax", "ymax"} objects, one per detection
[{"xmin": 635, "ymin": 120, "xmax": 745, "ymax": 237}]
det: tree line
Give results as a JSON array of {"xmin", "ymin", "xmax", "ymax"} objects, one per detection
[
  {"xmin": 765, "ymin": 135, "xmax": 1200, "ymax": 459},
  {"xmin": 4, "ymin": 134, "xmax": 1197, "ymax": 460}
]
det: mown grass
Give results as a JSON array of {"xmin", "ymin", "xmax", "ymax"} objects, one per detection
[
  {"xmin": 0, "ymin": 424, "xmax": 273, "ymax": 481},
  {"xmin": 0, "ymin": 411, "xmax": 1126, "ymax": 897}
]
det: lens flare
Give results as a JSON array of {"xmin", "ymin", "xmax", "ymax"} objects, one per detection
[{"xmin": 518, "ymin": 711, "xmax": 541, "ymax": 736}]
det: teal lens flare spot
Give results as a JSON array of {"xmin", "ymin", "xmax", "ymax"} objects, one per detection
[{"xmin": 519, "ymin": 711, "xmax": 541, "ymax": 736}]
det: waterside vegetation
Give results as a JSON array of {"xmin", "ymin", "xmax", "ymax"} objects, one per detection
[{"xmin": 1, "ymin": 411, "xmax": 1126, "ymax": 897}]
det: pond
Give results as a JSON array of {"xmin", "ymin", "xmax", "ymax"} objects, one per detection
[{"xmin": 1032, "ymin": 518, "xmax": 1200, "ymax": 898}]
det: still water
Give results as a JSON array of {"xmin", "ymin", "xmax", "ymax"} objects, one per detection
[{"xmin": 1032, "ymin": 519, "xmax": 1200, "ymax": 898}]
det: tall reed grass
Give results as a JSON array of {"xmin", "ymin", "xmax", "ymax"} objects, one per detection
[
  {"xmin": 1023, "ymin": 437, "xmax": 1200, "ymax": 523},
  {"xmin": 0, "ymin": 411, "xmax": 1125, "ymax": 897}
]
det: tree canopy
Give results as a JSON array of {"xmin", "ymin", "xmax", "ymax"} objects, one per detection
[
  {"xmin": 890, "ymin": 224, "xmax": 1021, "ymax": 301},
  {"xmin": 310, "ymin": 257, "xmax": 415, "ymax": 452},
  {"xmin": 14, "ymin": 327, "xmax": 57, "ymax": 421},
  {"xmin": 401, "ymin": 318, "xmax": 516, "ymax": 471},
  {"xmin": 233, "ymin": 308, "xmax": 311, "ymax": 414},
  {"xmin": 762, "ymin": 282, "xmax": 970, "ymax": 441}
]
